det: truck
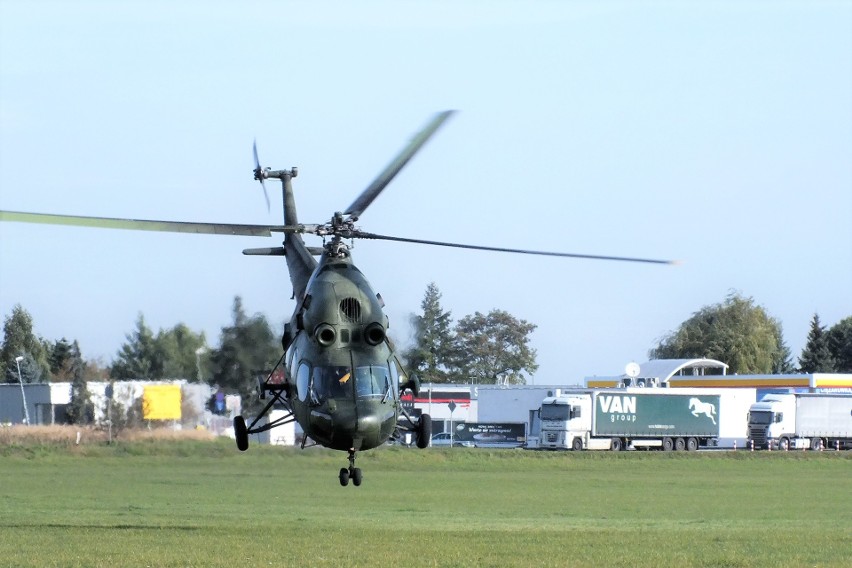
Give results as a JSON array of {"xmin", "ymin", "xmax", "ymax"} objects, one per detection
[
  {"xmin": 538, "ymin": 388, "xmax": 755, "ymax": 451},
  {"xmin": 747, "ymin": 393, "xmax": 852, "ymax": 450}
]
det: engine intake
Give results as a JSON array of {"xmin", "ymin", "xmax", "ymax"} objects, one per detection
[
  {"xmin": 314, "ymin": 323, "xmax": 336, "ymax": 346},
  {"xmin": 364, "ymin": 322, "xmax": 385, "ymax": 346}
]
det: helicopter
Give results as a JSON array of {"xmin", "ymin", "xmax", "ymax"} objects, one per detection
[{"xmin": 0, "ymin": 110, "xmax": 674, "ymax": 486}]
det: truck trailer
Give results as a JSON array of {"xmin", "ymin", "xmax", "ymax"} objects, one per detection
[
  {"xmin": 538, "ymin": 388, "xmax": 755, "ymax": 451},
  {"xmin": 747, "ymin": 393, "xmax": 852, "ymax": 450}
]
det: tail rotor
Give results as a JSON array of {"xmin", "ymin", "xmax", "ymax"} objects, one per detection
[{"xmin": 252, "ymin": 139, "xmax": 271, "ymax": 212}]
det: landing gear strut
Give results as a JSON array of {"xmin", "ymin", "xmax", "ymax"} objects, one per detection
[{"xmin": 339, "ymin": 449, "xmax": 363, "ymax": 487}]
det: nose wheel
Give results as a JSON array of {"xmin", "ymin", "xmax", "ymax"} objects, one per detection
[{"xmin": 339, "ymin": 449, "xmax": 363, "ymax": 487}]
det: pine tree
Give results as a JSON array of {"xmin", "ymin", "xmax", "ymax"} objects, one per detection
[
  {"xmin": 50, "ymin": 338, "xmax": 75, "ymax": 380},
  {"xmin": 826, "ymin": 317, "xmax": 852, "ymax": 372},
  {"xmin": 403, "ymin": 283, "xmax": 454, "ymax": 383},
  {"xmin": 66, "ymin": 341, "xmax": 94, "ymax": 424},
  {"xmin": 110, "ymin": 314, "xmax": 158, "ymax": 379},
  {"xmin": 798, "ymin": 313, "xmax": 836, "ymax": 372},
  {"xmin": 772, "ymin": 335, "xmax": 795, "ymax": 374},
  {"xmin": 1, "ymin": 304, "xmax": 50, "ymax": 383},
  {"xmin": 209, "ymin": 296, "xmax": 278, "ymax": 412}
]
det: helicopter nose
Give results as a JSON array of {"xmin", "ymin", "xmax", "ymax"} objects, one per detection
[
  {"xmin": 357, "ymin": 412, "xmax": 380, "ymax": 432},
  {"xmin": 355, "ymin": 403, "xmax": 397, "ymax": 449}
]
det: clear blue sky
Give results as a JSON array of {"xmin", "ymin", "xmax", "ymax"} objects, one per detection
[{"xmin": 1, "ymin": 1, "xmax": 850, "ymax": 383}]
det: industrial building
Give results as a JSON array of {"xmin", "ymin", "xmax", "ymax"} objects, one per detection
[{"xmin": 584, "ymin": 358, "xmax": 852, "ymax": 397}]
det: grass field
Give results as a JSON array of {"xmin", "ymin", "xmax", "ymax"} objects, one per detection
[{"xmin": 1, "ymin": 429, "xmax": 850, "ymax": 567}]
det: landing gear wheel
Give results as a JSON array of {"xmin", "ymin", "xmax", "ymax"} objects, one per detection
[
  {"xmin": 674, "ymin": 437, "xmax": 686, "ymax": 451},
  {"xmin": 340, "ymin": 449, "xmax": 362, "ymax": 487},
  {"xmin": 686, "ymin": 437, "xmax": 699, "ymax": 452},
  {"xmin": 572, "ymin": 437, "xmax": 583, "ymax": 451},
  {"xmin": 662, "ymin": 437, "xmax": 674, "ymax": 452},
  {"xmin": 234, "ymin": 416, "xmax": 249, "ymax": 451},
  {"xmin": 416, "ymin": 414, "xmax": 432, "ymax": 449}
]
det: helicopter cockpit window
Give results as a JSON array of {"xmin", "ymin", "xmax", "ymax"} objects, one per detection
[
  {"xmin": 312, "ymin": 366, "xmax": 353, "ymax": 401},
  {"xmin": 287, "ymin": 347, "xmax": 300, "ymax": 382},
  {"xmin": 388, "ymin": 358, "xmax": 404, "ymax": 401},
  {"xmin": 296, "ymin": 362, "xmax": 311, "ymax": 402},
  {"xmin": 354, "ymin": 365, "xmax": 392, "ymax": 399}
]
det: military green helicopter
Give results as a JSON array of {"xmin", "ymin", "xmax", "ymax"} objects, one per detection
[{"xmin": 0, "ymin": 110, "xmax": 674, "ymax": 486}]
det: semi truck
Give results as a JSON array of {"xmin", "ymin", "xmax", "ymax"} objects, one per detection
[
  {"xmin": 747, "ymin": 393, "xmax": 852, "ymax": 450},
  {"xmin": 538, "ymin": 388, "xmax": 755, "ymax": 451}
]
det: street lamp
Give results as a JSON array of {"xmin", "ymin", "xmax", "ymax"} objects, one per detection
[{"xmin": 14, "ymin": 355, "xmax": 31, "ymax": 426}]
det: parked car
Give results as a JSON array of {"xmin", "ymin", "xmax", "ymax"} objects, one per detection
[{"xmin": 430, "ymin": 432, "xmax": 475, "ymax": 448}]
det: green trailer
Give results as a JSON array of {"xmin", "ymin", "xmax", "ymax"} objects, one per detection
[{"xmin": 594, "ymin": 392, "xmax": 720, "ymax": 437}]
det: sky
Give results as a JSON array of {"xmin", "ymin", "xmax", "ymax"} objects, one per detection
[{"xmin": 1, "ymin": 1, "xmax": 850, "ymax": 384}]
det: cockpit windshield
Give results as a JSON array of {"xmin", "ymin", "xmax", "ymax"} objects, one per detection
[
  {"xmin": 312, "ymin": 366, "xmax": 353, "ymax": 402},
  {"xmin": 354, "ymin": 365, "xmax": 392, "ymax": 399}
]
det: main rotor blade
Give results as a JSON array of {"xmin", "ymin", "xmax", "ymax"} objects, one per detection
[
  {"xmin": 0, "ymin": 210, "xmax": 297, "ymax": 237},
  {"xmin": 344, "ymin": 110, "xmax": 455, "ymax": 220},
  {"xmin": 356, "ymin": 231, "xmax": 678, "ymax": 265}
]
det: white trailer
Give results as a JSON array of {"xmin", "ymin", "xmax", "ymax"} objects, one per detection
[
  {"xmin": 747, "ymin": 393, "xmax": 852, "ymax": 450},
  {"xmin": 538, "ymin": 387, "xmax": 755, "ymax": 451}
]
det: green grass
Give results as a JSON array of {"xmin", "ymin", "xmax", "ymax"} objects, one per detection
[{"xmin": 0, "ymin": 440, "xmax": 849, "ymax": 567}]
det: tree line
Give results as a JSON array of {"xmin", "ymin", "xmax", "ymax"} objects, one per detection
[
  {"xmin": 2, "ymin": 286, "xmax": 850, "ymax": 401},
  {"xmin": 647, "ymin": 291, "xmax": 851, "ymax": 375},
  {"xmin": 404, "ymin": 286, "xmax": 852, "ymax": 382},
  {"xmin": 1, "ymin": 297, "xmax": 279, "ymax": 419}
]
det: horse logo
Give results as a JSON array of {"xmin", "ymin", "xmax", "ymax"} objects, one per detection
[{"xmin": 689, "ymin": 398, "xmax": 716, "ymax": 424}]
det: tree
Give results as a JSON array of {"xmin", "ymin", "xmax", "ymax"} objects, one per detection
[
  {"xmin": 403, "ymin": 282, "xmax": 454, "ymax": 383},
  {"xmin": 50, "ymin": 338, "xmax": 75, "ymax": 381},
  {"xmin": 798, "ymin": 313, "xmax": 836, "ymax": 373},
  {"xmin": 154, "ymin": 323, "xmax": 207, "ymax": 380},
  {"xmin": 773, "ymin": 334, "xmax": 795, "ymax": 374},
  {"xmin": 649, "ymin": 291, "xmax": 787, "ymax": 374},
  {"xmin": 208, "ymin": 296, "xmax": 279, "ymax": 411},
  {"xmin": 110, "ymin": 315, "xmax": 207, "ymax": 380},
  {"xmin": 83, "ymin": 357, "xmax": 111, "ymax": 381},
  {"xmin": 102, "ymin": 381, "xmax": 143, "ymax": 433},
  {"xmin": 66, "ymin": 341, "xmax": 94, "ymax": 424},
  {"xmin": 1, "ymin": 304, "xmax": 50, "ymax": 383},
  {"xmin": 826, "ymin": 316, "xmax": 852, "ymax": 372},
  {"xmin": 110, "ymin": 314, "xmax": 159, "ymax": 379},
  {"xmin": 447, "ymin": 309, "xmax": 538, "ymax": 385}
]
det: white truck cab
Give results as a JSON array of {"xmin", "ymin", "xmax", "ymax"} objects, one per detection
[
  {"xmin": 539, "ymin": 395, "xmax": 587, "ymax": 450},
  {"xmin": 747, "ymin": 394, "xmax": 797, "ymax": 449},
  {"xmin": 539, "ymin": 394, "xmax": 613, "ymax": 451}
]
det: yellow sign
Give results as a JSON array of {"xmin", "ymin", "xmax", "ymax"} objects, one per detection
[{"xmin": 142, "ymin": 385, "xmax": 182, "ymax": 420}]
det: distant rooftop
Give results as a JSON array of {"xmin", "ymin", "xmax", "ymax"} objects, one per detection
[
  {"xmin": 585, "ymin": 358, "xmax": 729, "ymax": 387},
  {"xmin": 632, "ymin": 358, "xmax": 728, "ymax": 381}
]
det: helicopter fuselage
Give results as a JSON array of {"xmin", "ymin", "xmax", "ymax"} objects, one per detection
[{"xmin": 283, "ymin": 249, "xmax": 401, "ymax": 451}]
